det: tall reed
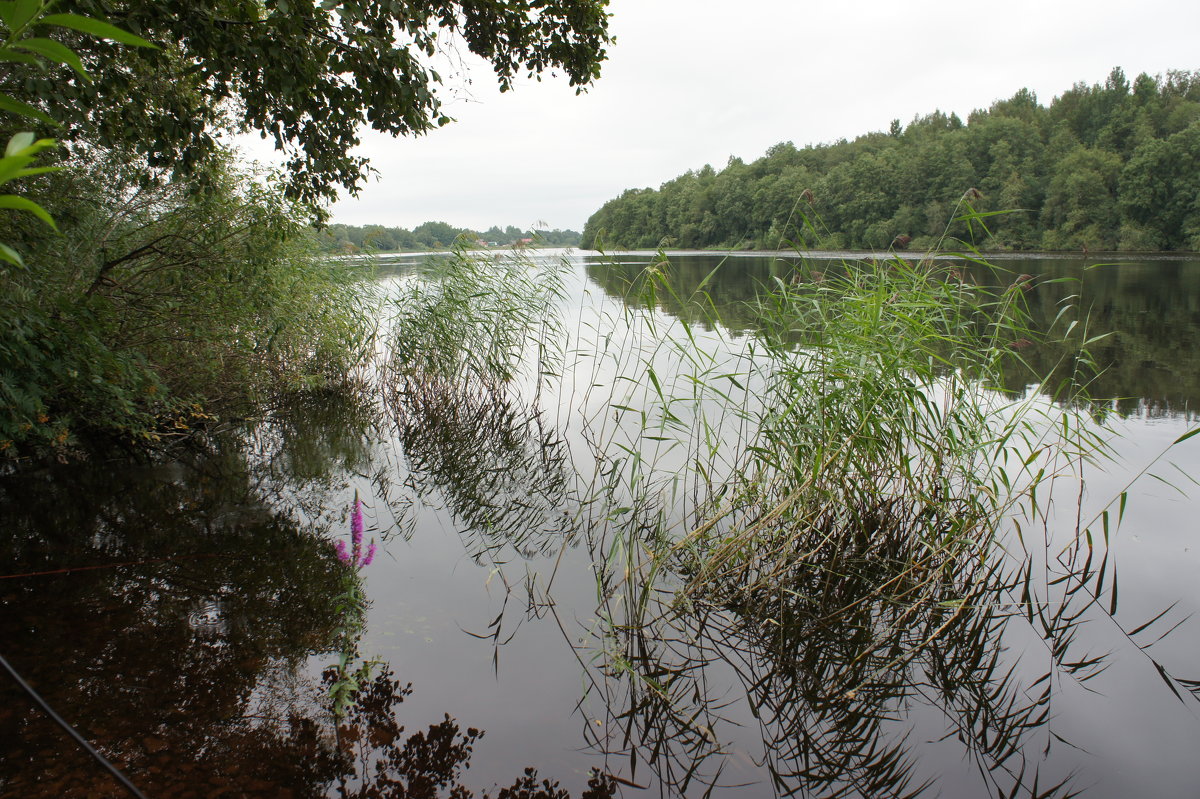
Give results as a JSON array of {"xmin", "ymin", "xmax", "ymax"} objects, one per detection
[{"xmin": 571, "ymin": 243, "xmax": 1122, "ymax": 795}]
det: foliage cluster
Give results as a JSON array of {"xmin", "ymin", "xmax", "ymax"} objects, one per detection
[
  {"xmin": 314, "ymin": 221, "xmax": 582, "ymax": 253},
  {"xmin": 582, "ymin": 67, "xmax": 1200, "ymax": 252},
  {"xmin": 1, "ymin": 146, "xmax": 377, "ymax": 461},
  {"xmin": 0, "ymin": 0, "xmax": 611, "ymax": 465},
  {"xmin": 5, "ymin": 0, "xmax": 612, "ymax": 210}
]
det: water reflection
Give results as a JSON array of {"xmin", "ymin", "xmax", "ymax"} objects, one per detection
[
  {"xmin": 327, "ymin": 667, "xmax": 615, "ymax": 799},
  {"xmin": 584, "ymin": 253, "xmax": 1200, "ymax": 415},
  {"xmin": 0, "ymin": 438, "xmax": 348, "ymax": 796},
  {"xmin": 578, "ymin": 498, "xmax": 1200, "ymax": 798},
  {"xmin": 0, "ymin": 396, "xmax": 607, "ymax": 798},
  {"xmin": 385, "ymin": 373, "xmax": 576, "ymax": 563}
]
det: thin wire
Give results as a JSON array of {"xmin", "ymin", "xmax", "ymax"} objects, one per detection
[{"xmin": 0, "ymin": 652, "xmax": 149, "ymax": 799}]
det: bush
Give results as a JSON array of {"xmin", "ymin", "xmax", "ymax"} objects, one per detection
[{"xmin": 0, "ymin": 149, "xmax": 377, "ymax": 463}]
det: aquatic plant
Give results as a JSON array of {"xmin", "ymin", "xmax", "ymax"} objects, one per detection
[
  {"xmin": 327, "ymin": 494, "xmax": 381, "ymax": 718},
  {"xmin": 383, "ymin": 240, "xmax": 570, "ymax": 397},
  {"xmin": 557, "ymin": 225, "xmax": 1184, "ymax": 795},
  {"xmin": 335, "ymin": 495, "xmax": 376, "ymax": 569}
]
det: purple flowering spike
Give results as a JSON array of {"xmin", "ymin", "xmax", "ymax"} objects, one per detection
[
  {"xmin": 335, "ymin": 539, "xmax": 351, "ymax": 563},
  {"xmin": 351, "ymin": 495, "xmax": 363, "ymax": 562},
  {"xmin": 351, "ymin": 497, "xmax": 364, "ymax": 537},
  {"xmin": 361, "ymin": 541, "xmax": 377, "ymax": 568}
]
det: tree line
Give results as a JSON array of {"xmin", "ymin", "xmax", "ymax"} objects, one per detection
[
  {"xmin": 581, "ymin": 68, "xmax": 1200, "ymax": 253},
  {"xmin": 315, "ymin": 222, "xmax": 582, "ymax": 252}
]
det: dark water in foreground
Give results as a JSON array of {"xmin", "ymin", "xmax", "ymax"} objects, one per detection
[{"xmin": 3, "ymin": 250, "xmax": 1200, "ymax": 798}]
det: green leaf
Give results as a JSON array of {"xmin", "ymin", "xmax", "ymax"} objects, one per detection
[
  {"xmin": 0, "ymin": 92, "xmax": 57, "ymax": 126},
  {"xmin": 3, "ymin": 164, "xmax": 57, "ymax": 180},
  {"xmin": 1172, "ymin": 427, "xmax": 1200, "ymax": 446},
  {"xmin": 0, "ymin": 241, "xmax": 25, "ymax": 268},
  {"xmin": 1, "ymin": 0, "xmax": 42, "ymax": 31},
  {"xmin": 38, "ymin": 13, "xmax": 158, "ymax": 48},
  {"xmin": 0, "ymin": 161, "xmax": 58, "ymax": 187},
  {"xmin": 0, "ymin": 154, "xmax": 40, "ymax": 184},
  {"xmin": 5, "ymin": 131, "xmax": 34, "ymax": 155},
  {"xmin": 0, "ymin": 51, "xmax": 42, "ymax": 66},
  {"xmin": 0, "ymin": 194, "xmax": 57, "ymax": 228},
  {"xmin": 13, "ymin": 37, "xmax": 90, "ymax": 80}
]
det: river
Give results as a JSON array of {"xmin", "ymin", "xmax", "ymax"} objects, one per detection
[{"xmin": 2, "ymin": 249, "xmax": 1199, "ymax": 798}]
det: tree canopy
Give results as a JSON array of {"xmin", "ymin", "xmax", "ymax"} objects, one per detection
[
  {"xmin": 582, "ymin": 68, "xmax": 1200, "ymax": 253},
  {"xmin": 313, "ymin": 220, "xmax": 582, "ymax": 251},
  {"xmin": 8, "ymin": 0, "xmax": 612, "ymax": 209}
]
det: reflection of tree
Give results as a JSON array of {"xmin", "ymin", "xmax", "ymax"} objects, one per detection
[
  {"xmin": 0, "ymin": 404, "xmax": 616, "ymax": 798},
  {"xmin": 327, "ymin": 667, "xmax": 616, "ymax": 799},
  {"xmin": 0, "ymin": 436, "xmax": 349, "ymax": 796},
  {"xmin": 982, "ymin": 259, "xmax": 1200, "ymax": 416},
  {"xmin": 243, "ymin": 389, "xmax": 384, "ymax": 522},
  {"xmin": 585, "ymin": 254, "xmax": 798, "ymax": 336}
]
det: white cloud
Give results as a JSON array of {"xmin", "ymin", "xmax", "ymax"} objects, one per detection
[{"xmin": 299, "ymin": 0, "xmax": 1200, "ymax": 232}]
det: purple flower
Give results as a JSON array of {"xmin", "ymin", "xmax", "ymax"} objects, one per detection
[
  {"xmin": 351, "ymin": 496, "xmax": 364, "ymax": 538},
  {"xmin": 351, "ymin": 495, "xmax": 364, "ymax": 562},
  {"xmin": 334, "ymin": 495, "xmax": 377, "ymax": 569}
]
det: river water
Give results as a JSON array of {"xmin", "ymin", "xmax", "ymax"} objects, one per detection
[{"xmin": 2, "ymin": 249, "xmax": 1199, "ymax": 798}]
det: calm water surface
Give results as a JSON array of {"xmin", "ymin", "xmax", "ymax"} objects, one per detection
[{"xmin": 2, "ymin": 250, "xmax": 1199, "ymax": 798}]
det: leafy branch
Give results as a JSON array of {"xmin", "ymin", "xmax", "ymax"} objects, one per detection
[{"xmin": 0, "ymin": 0, "xmax": 155, "ymax": 267}]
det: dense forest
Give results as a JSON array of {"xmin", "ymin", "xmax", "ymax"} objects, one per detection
[
  {"xmin": 582, "ymin": 68, "xmax": 1200, "ymax": 252},
  {"xmin": 314, "ymin": 222, "xmax": 582, "ymax": 252}
]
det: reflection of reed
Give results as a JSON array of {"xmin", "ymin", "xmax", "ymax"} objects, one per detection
[
  {"xmin": 579, "ymin": 502, "xmax": 1200, "ymax": 799},
  {"xmin": 587, "ymin": 553, "xmax": 1040, "ymax": 796},
  {"xmin": 385, "ymin": 371, "xmax": 575, "ymax": 562}
]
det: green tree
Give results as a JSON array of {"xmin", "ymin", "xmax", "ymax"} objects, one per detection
[
  {"xmin": 1119, "ymin": 123, "xmax": 1200, "ymax": 248},
  {"xmin": 1, "ymin": 148, "xmax": 375, "ymax": 457},
  {"xmin": 581, "ymin": 68, "xmax": 1200, "ymax": 254},
  {"xmin": 9, "ymin": 0, "xmax": 612, "ymax": 209},
  {"xmin": 1040, "ymin": 145, "xmax": 1122, "ymax": 248},
  {"xmin": 412, "ymin": 219, "xmax": 462, "ymax": 248}
]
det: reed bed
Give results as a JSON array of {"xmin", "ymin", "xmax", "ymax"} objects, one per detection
[
  {"xmin": 568, "ymin": 248, "xmax": 1133, "ymax": 796},
  {"xmin": 572, "ymin": 251, "xmax": 1095, "ymax": 609},
  {"xmin": 374, "ymin": 240, "xmax": 1195, "ymax": 796}
]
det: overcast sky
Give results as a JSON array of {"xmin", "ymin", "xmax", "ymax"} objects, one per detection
[{"xmin": 253, "ymin": 0, "xmax": 1200, "ymax": 233}]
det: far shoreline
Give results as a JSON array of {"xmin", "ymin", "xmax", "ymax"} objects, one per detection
[
  {"xmin": 574, "ymin": 247, "xmax": 1200, "ymax": 262},
  {"xmin": 339, "ymin": 246, "xmax": 1200, "ymax": 263}
]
